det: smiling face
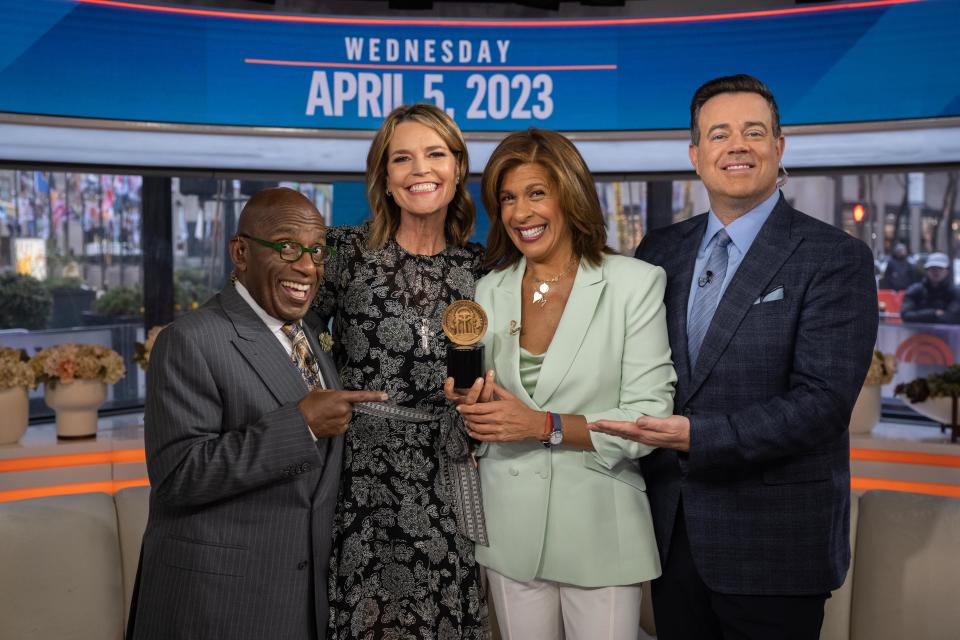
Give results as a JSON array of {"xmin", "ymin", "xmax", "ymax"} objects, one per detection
[
  {"xmin": 689, "ymin": 91, "xmax": 785, "ymax": 220},
  {"xmin": 498, "ymin": 163, "xmax": 573, "ymax": 268},
  {"xmin": 231, "ymin": 188, "xmax": 327, "ymax": 322},
  {"xmin": 386, "ymin": 121, "xmax": 458, "ymax": 224}
]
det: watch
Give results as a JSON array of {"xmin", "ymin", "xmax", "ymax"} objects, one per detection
[{"xmin": 547, "ymin": 412, "xmax": 563, "ymax": 447}]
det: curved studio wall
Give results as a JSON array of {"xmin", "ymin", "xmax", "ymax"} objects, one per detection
[{"xmin": 1, "ymin": 0, "xmax": 959, "ymax": 173}]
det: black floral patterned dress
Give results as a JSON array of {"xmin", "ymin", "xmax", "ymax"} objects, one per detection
[{"xmin": 312, "ymin": 223, "xmax": 488, "ymax": 640}]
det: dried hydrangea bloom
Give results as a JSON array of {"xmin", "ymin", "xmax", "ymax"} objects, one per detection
[
  {"xmin": 31, "ymin": 343, "xmax": 126, "ymax": 387},
  {"xmin": 0, "ymin": 347, "xmax": 35, "ymax": 390}
]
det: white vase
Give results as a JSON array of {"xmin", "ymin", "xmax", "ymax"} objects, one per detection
[
  {"xmin": 0, "ymin": 386, "xmax": 29, "ymax": 444},
  {"xmin": 907, "ymin": 396, "xmax": 957, "ymax": 425},
  {"xmin": 44, "ymin": 380, "xmax": 107, "ymax": 439},
  {"xmin": 849, "ymin": 384, "xmax": 882, "ymax": 435}
]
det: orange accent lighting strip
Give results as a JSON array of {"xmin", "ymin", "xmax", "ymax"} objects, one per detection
[
  {"xmin": 0, "ymin": 449, "xmax": 146, "ymax": 474},
  {"xmin": 0, "ymin": 477, "xmax": 150, "ymax": 503},
  {"xmin": 850, "ymin": 448, "xmax": 960, "ymax": 468},
  {"xmin": 851, "ymin": 476, "xmax": 960, "ymax": 498},
  {"xmin": 0, "ymin": 476, "xmax": 957, "ymax": 503},
  {"xmin": 1, "ymin": 476, "xmax": 956, "ymax": 503},
  {"xmin": 74, "ymin": 0, "xmax": 921, "ymax": 27},
  {"xmin": 244, "ymin": 59, "xmax": 617, "ymax": 71}
]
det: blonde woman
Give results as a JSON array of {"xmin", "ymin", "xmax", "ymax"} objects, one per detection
[
  {"xmin": 448, "ymin": 128, "xmax": 676, "ymax": 640},
  {"xmin": 312, "ymin": 104, "xmax": 487, "ymax": 639}
]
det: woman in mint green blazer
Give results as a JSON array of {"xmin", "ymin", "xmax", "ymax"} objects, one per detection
[{"xmin": 449, "ymin": 129, "xmax": 676, "ymax": 640}]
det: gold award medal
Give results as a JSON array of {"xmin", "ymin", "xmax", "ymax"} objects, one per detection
[{"xmin": 442, "ymin": 300, "xmax": 487, "ymax": 347}]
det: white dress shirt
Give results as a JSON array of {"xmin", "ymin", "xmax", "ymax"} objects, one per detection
[{"xmin": 234, "ymin": 281, "xmax": 323, "ymax": 440}]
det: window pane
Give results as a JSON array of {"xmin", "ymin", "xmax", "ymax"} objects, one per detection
[{"xmin": 0, "ymin": 169, "xmax": 145, "ymax": 419}]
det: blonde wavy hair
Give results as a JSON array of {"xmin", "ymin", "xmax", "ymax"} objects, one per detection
[{"xmin": 366, "ymin": 103, "xmax": 476, "ymax": 249}]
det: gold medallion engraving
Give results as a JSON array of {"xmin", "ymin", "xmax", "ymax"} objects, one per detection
[{"xmin": 442, "ymin": 300, "xmax": 487, "ymax": 347}]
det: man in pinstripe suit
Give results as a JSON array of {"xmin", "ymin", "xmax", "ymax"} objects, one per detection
[
  {"xmin": 590, "ymin": 76, "xmax": 878, "ymax": 639},
  {"xmin": 128, "ymin": 188, "xmax": 386, "ymax": 640}
]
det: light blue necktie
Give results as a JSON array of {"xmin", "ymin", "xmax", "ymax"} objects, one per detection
[{"xmin": 687, "ymin": 228, "xmax": 732, "ymax": 369}]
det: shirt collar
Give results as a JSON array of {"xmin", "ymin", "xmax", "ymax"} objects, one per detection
[
  {"xmin": 701, "ymin": 188, "xmax": 780, "ymax": 256},
  {"xmin": 234, "ymin": 281, "xmax": 288, "ymax": 334}
]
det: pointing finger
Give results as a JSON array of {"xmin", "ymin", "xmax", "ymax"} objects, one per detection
[{"xmin": 341, "ymin": 390, "xmax": 390, "ymax": 403}]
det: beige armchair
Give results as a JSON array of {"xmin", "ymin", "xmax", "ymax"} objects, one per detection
[{"xmin": 0, "ymin": 487, "xmax": 148, "ymax": 640}]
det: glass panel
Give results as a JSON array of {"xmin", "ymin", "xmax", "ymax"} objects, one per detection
[
  {"xmin": 595, "ymin": 181, "xmax": 647, "ymax": 255},
  {"xmin": 2, "ymin": 165, "xmax": 957, "ymax": 426},
  {"xmin": 0, "ymin": 169, "xmax": 145, "ymax": 418}
]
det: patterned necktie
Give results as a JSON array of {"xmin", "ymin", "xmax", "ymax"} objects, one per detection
[
  {"xmin": 281, "ymin": 322, "xmax": 324, "ymax": 390},
  {"xmin": 687, "ymin": 228, "xmax": 733, "ymax": 369}
]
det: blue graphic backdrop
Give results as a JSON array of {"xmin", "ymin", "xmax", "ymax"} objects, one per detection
[{"xmin": 0, "ymin": 0, "xmax": 957, "ymax": 131}]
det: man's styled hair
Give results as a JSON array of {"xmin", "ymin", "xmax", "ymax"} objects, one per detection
[{"xmin": 690, "ymin": 74, "xmax": 781, "ymax": 145}]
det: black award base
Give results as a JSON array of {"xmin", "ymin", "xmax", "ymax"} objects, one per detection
[{"xmin": 447, "ymin": 344, "xmax": 485, "ymax": 389}]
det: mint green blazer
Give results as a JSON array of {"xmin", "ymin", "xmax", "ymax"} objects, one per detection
[{"xmin": 474, "ymin": 254, "xmax": 676, "ymax": 587}]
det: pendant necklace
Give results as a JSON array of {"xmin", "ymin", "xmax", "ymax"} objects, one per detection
[
  {"xmin": 530, "ymin": 257, "xmax": 578, "ymax": 306},
  {"xmin": 397, "ymin": 243, "xmax": 440, "ymax": 355}
]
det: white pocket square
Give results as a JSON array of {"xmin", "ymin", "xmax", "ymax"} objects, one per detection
[{"xmin": 754, "ymin": 286, "xmax": 784, "ymax": 305}]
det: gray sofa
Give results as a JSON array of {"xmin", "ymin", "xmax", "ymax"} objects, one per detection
[{"xmin": 0, "ymin": 488, "xmax": 957, "ymax": 640}]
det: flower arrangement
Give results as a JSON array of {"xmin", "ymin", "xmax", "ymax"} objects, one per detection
[
  {"xmin": 31, "ymin": 343, "xmax": 126, "ymax": 387},
  {"xmin": 134, "ymin": 325, "xmax": 167, "ymax": 370},
  {"xmin": 0, "ymin": 347, "xmax": 36, "ymax": 391},
  {"xmin": 318, "ymin": 331, "xmax": 333, "ymax": 353},
  {"xmin": 895, "ymin": 364, "xmax": 960, "ymax": 403},
  {"xmin": 864, "ymin": 350, "xmax": 896, "ymax": 386}
]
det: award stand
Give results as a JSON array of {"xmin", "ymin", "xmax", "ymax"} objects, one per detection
[
  {"xmin": 447, "ymin": 344, "xmax": 486, "ymax": 389},
  {"xmin": 442, "ymin": 300, "xmax": 488, "ymax": 389}
]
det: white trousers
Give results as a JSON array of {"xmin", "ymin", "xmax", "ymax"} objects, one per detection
[{"xmin": 486, "ymin": 568, "xmax": 643, "ymax": 640}]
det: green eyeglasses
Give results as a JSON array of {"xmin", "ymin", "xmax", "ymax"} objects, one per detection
[{"xmin": 237, "ymin": 233, "xmax": 337, "ymax": 265}]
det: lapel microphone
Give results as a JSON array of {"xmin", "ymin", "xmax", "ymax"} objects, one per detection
[{"xmin": 698, "ymin": 271, "xmax": 714, "ymax": 288}]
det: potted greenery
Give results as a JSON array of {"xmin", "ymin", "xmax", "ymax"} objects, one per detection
[
  {"xmin": 45, "ymin": 276, "xmax": 96, "ymax": 329},
  {"xmin": 895, "ymin": 364, "xmax": 960, "ymax": 442},
  {"xmin": 83, "ymin": 286, "xmax": 142, "ymax": 326},
  {"xmin": 0, "ymin": 273, "xmax": 52, "ymax": 330},
  {"xmin": 0, "ymin": 347, "xmax": 36, "ymax": 444},
  {"xmin": 849, "ymin": 350, "xmax": 896, "ymax": 434},
  {"xmin": 174, "ymin": 268, "xmax": 214, "ymax": 314},
  {"xmin": 31, "ymin": 343, "xmax": 126, "ymax": 439}
]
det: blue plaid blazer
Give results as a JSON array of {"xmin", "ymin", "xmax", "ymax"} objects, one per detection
[{"xmin": 635, "ymin": 195, "xmax": 878, "ymax": 595}]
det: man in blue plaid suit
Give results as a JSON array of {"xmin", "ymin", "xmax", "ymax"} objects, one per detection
[{"xmin": 590, "ymin": 75, "xmax": 878, "ymax": 639}]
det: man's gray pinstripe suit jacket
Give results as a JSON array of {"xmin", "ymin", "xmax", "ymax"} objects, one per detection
[{"xmin": 129, "ymin": 284, "xmax": 342, "ymax": 640}]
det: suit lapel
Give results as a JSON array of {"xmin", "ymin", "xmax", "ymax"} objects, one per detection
[
  {"xmin": 665, "ymin": 219, "xmax": 705, "ymax": 388},
  {"xmin": 684, "ymin": 198, "xmax": 801, "ymax": 404},
  {"xmin": 492, "ymin": 263, "xmax": 525, "ymax": 404},
  {"xmin": 533, "ymin": 260, "xmax": 605, "ymax": 407},
  {"xmin": 220, "ymin": 285, "xmax": 310, "ymax": 406}
]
